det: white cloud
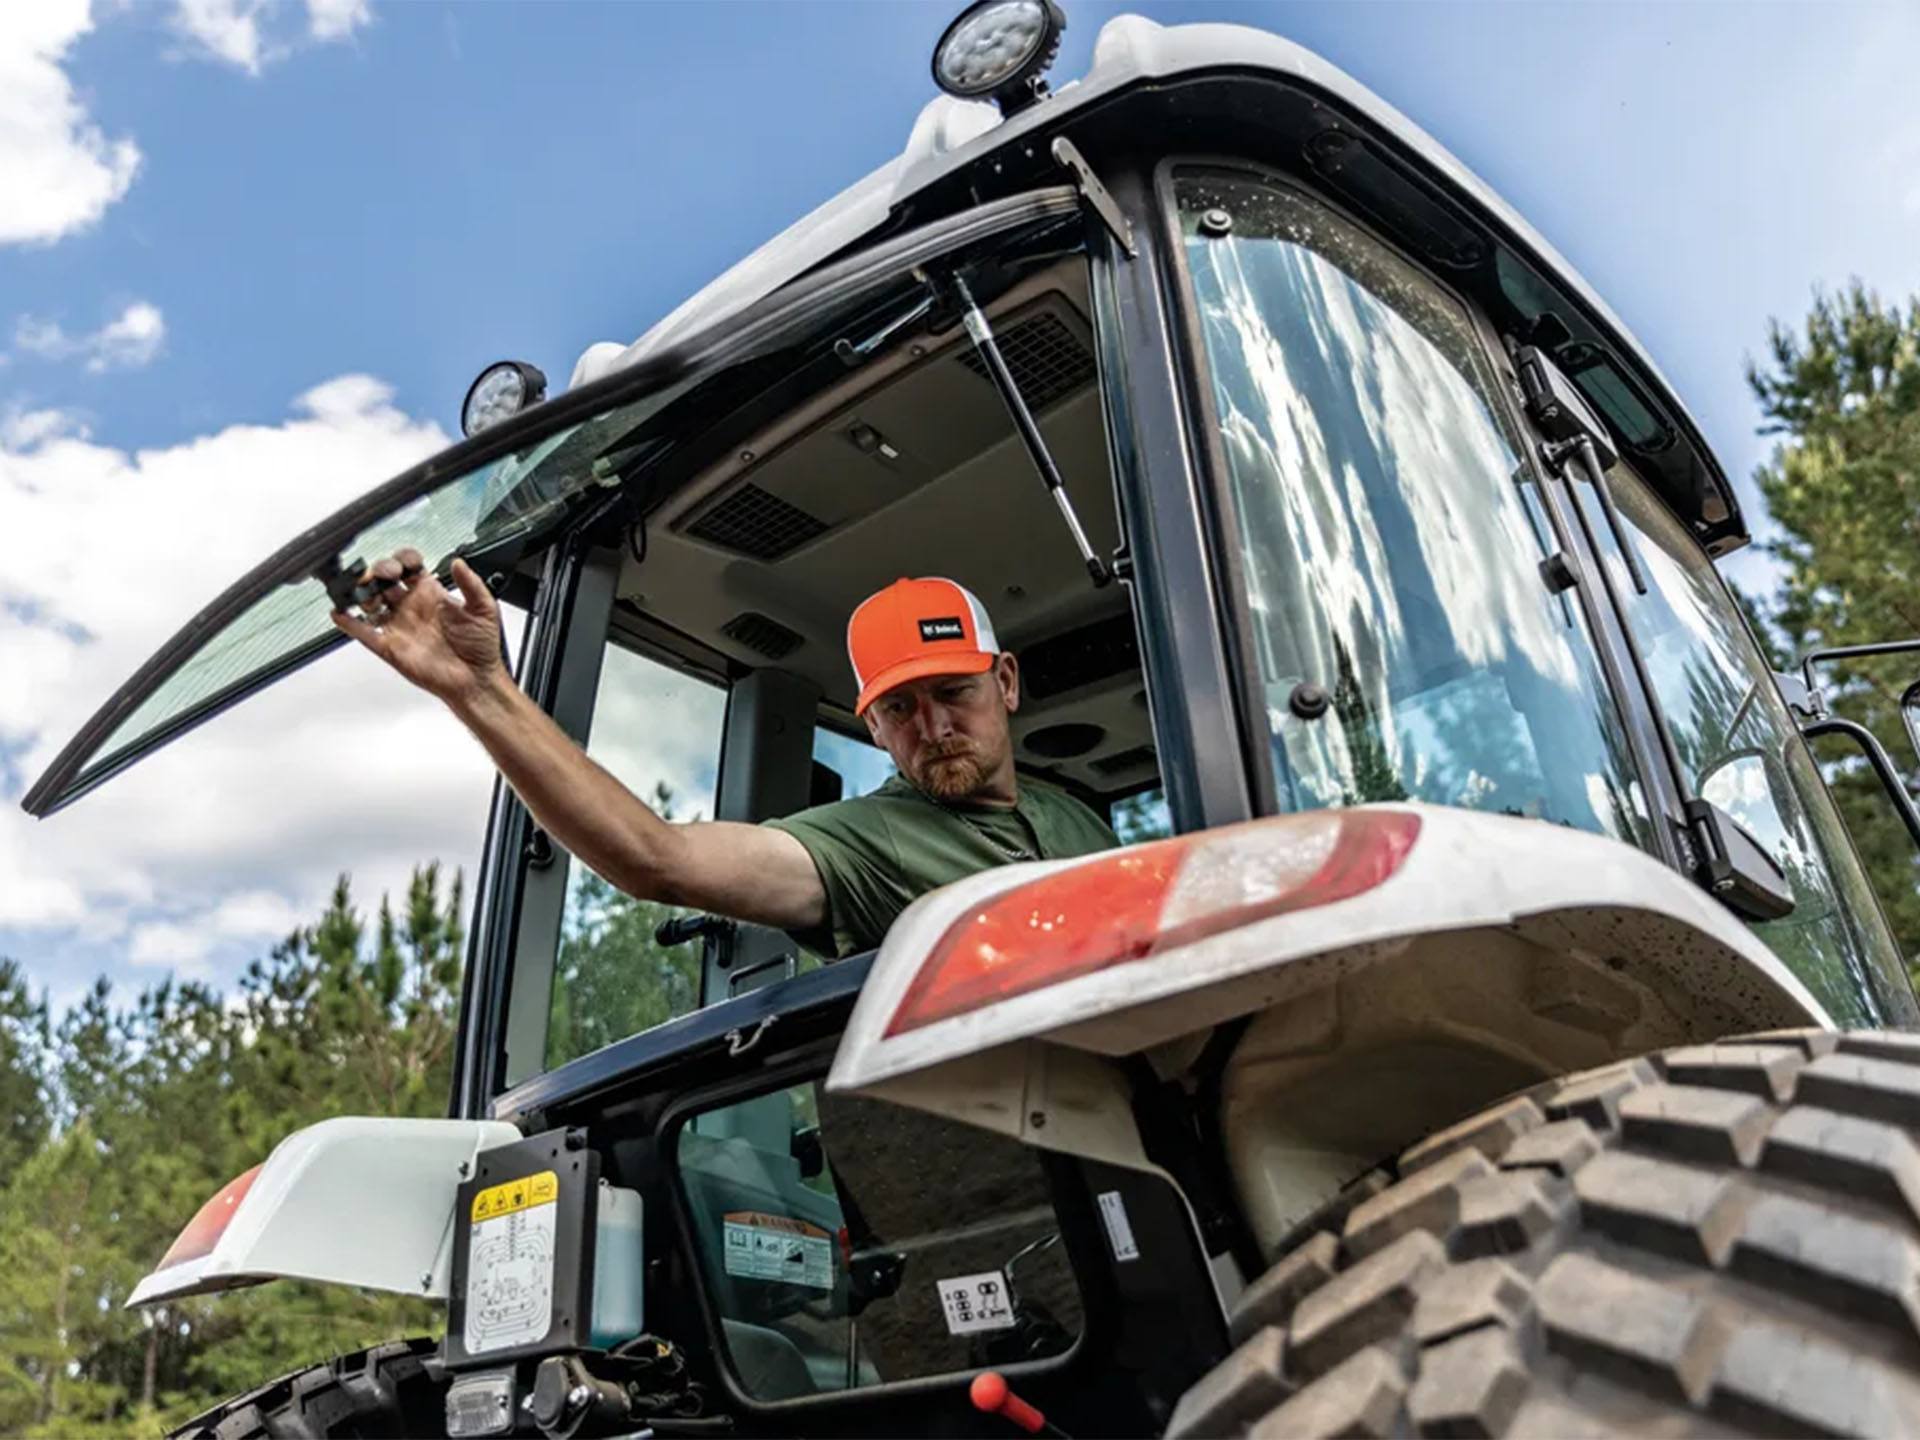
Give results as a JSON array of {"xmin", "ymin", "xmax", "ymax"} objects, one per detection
[
  {"xmin": 0, "ymin": 0, "xmax": 142, "ymax": 246},
  {"xmin": 0, "ymin": 375, "xmax": 498, "ymax": 973},
  {"xmin": 15, "ymin": 300, "xmax": 167, "ymax": 372},
  {"xmin": 169, "ymin": 0, "xmax": 373, "ymax": 72},
  {"xmin": 170, "ymin": 0, "xmax": 268, "ymax": 74},
  {"xmin": 305, "ymin": 0, "xmax": 370, "ymax": 44}
]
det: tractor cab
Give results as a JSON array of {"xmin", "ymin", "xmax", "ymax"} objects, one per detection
[{"xmin": 26, "ymin": 7, "xmax": 1920, "ymax": 1438}]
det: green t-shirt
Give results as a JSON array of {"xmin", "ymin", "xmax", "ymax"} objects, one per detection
[{"xmin": 764, "ymin": 774, "xmax": 1118, "ymax": 958}]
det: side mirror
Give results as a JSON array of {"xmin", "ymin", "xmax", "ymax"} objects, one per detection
[
  {"xmin": 1692, "ymin": 752, "xmax": 1795, "ymax": 921},
  {"xmin": 1902, "ymin": 679, "xmax": 1920, "ymax": 768}
]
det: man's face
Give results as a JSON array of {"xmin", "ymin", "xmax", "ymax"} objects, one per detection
[{"xmin": 862, "ymin": 654, "xmax": 1020, "ymax": 801}]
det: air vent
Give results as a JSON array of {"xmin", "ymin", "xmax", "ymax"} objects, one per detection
[
  {"xmin": 721, "ymin": 611, "xmax": 805, "ymax": 661},
  {"xmin": 955, "ymin": 312, "xmax": 1096, "ymax": 413},
  {"xmin": 1021, "ymin": 613, "xmax": 1140, "ymax": 702},
  {"xmin": 686, "ymin": 483, "xmax": 828, "ymax": 561},
  {"xmin": 1091, "ymin": 744, "xmax": 1157, "ymax": 777}
]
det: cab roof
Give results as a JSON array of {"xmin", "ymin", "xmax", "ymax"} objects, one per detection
[{"xmin": 575, "ymin": 13, "xmax": 1744, "ymax": 553}]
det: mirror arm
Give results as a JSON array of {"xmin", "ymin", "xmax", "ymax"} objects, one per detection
[
  {"xmin": 1801, "ymin": 714, "xmax": 1920, "ymax": 852},
  {"xmin": 1797, "ymin": 637, "xmax": 1920, "ymax": 714}
]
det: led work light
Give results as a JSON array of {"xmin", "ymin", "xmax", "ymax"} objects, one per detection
[
  {"xmin": 931, "ymin": 0, "xmax": 1066, "ymax": 116},
  {"xmin": 461, "ymin": 360, "xmax": 547, "ymax": 438}
]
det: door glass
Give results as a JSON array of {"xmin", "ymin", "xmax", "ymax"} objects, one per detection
[
  {"xmin": 1581, "ymin": 467, "xmax": 1907, "ymax": 1023},
  {"xmin": 1175, "ymin": 169, "xmax": 1652, "ymax": 848},
  {"xmin": 678, "ymin": 1082, "xmax": 1081, "ymax": 1401},
  {"xmin": 544, "ymin": 643, "xmax": 728, "ymax": 1069},
  {"xmin": 811, "ymin": 727, "xmax": 895, "ymax": 801}
]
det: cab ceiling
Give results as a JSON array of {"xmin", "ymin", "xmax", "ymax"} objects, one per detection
[{"xmin": 619, "ymin": 263, "xmax": 1157, "ymax": 797}]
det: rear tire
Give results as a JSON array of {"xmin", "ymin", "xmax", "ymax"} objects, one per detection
[
  {"xmin": 170, "ymin": 1336, "xmax": 445, "ymax": 1440},
  {"xmin": 1169, "ymin": 1028, "xmax": 1920, "ymax": 1438}
]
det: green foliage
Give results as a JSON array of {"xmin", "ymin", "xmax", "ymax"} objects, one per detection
[
  {"xmin": 1748, "ymin": 280, "xmax": 1920, "ymax": 970},
  {"xmin": 0, "ymin": 866, "xmax": 463, "ymax": 1436}
]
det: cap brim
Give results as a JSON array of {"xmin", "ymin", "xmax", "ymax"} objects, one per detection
[{"xmin": 855, "ymin": 651, "xmax": 996, "ymax": 715}]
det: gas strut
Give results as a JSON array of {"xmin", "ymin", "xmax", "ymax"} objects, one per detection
[{"xmin": 953, "ymin": 274, "xmax": 1112, "ymax": 587}]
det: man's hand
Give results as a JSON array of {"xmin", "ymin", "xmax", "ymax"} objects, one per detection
[{"xmin": 331, "ymin": 549, "xmax": 504, "ymax": 708}]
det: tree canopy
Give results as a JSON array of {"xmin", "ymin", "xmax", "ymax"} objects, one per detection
[{"xmin": 1747, "ymin": 281, "xmax": 1920, "ymax": 970}]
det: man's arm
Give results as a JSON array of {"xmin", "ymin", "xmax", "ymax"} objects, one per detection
[{"xmin": 332, "ymin": 550, "xmax": 828, "ymax": 932}]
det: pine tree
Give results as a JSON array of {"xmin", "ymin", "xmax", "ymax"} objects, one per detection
[{"xmin": 1748, "ymin": 281, "xmax": 1920, "ymax": 970}]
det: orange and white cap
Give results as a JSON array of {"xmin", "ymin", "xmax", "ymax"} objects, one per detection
[{"xmin": 848, "ymin": 577, "xmax": 999, "ymax": 715}]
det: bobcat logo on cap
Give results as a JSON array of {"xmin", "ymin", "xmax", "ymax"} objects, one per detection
[{"xmin": 847, "ymin": 578, "xmax": 999, "ymax": 716}]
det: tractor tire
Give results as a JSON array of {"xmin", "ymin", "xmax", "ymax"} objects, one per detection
[
  {"xmin": 1168, "ymin": 1028, "xmax": 1920, "ymax": 1438},
  {"xmin": 170, "ymin": 1336, "xmax": 446, "ymax": 1439}
]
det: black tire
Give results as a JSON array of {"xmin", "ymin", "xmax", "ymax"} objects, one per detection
[
  {"xmin": 1168, "ymin": 1028, "xmax": 1920, "ymax": 1438},
  {"xmin": 171, "ymin": 1337, "xmax": 446, "ymax": 1440}
]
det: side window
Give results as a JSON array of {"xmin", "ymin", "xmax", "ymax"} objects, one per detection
[
  {"xmin": 1111, "ymin": 787, "xmax": 1173, "ymax": 843},
  {"xmin": 1590, "ymin": 468, "xmax": 1907, "ymax": 1022},
  {"xmin": 811, "ymin": 726, "xmax": 895, "ymax": 801},
  {"xmin": 677, "ymin": 1081, "xmax": 1081, "ymax": 1401},
  {"xmin": 544, "ymin": 642, "xmax": 728, "ymax": 1070}
]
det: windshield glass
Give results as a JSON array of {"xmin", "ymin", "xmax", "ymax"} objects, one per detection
[
  {"xmin": 65, "ymin": 386, "xmax": 687, "ymax": 806},
  {"xmin": 1176, "ymin": 169, "xmax": 1651, "ymax": 846}
]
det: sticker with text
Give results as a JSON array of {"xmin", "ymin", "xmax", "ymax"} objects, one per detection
[
  {"xmin": 936, "ymin": 1270, "xmax": 1017, "ymax": 1335},
  {"xmin": 1097, "ymin": 1189, "xmax": 1140, "ymax": 1262},
  {"xmin": 721, "ymin": 1211, "xmax": 833, "ymax": 1291}
]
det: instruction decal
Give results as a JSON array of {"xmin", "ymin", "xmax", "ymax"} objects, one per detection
[
  {"xmin": 1097, "ymin": 1189, "xmax": 1140, "ymax": 1262},
  {"xmin": 464, "ymin": 1170, "xmax": 559, "ymax": 1355},
  {"xmin": 936, "ymin": 1270, "xmax": 1017, "ymax": 1335},
  {"xmin": 722, "ymin": 1211, "xmax": 833, "ymax": 1291}
]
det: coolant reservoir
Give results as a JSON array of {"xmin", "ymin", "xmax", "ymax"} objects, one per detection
[{"xmin": 590, "ymin": 1183, "xmax": 645, "ymax": 1349}]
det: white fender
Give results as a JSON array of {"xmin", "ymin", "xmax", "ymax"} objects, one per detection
[
  {"xmin": 828, "ymin": 805, "xmax": 1832, "ymax": 1100},
  {"xmin": 127, "ymin": 1116, "xmax": 520, "ymax": 1308}
]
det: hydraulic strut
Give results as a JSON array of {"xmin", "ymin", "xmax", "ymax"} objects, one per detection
[{"xmin": 953, "ymin": 274, "xmax": 1112, "ymax": 587}]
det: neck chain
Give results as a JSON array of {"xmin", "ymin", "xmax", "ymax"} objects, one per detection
[{"xmin": 930, "ymin": 793, "xmax": 1039, "ymax": 864}]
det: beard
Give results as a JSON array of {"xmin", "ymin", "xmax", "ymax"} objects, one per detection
[{"xmin": 912, "ymin": 741, "xmax": 990, "ymax": 801}]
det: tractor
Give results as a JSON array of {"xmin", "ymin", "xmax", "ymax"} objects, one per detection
[{"xmin": 26, "ymin": 5, "xmax": 1920, "ymax": 1436}]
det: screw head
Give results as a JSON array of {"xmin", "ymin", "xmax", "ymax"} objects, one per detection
[
  {"xmin": 1199, "ymin": 207, "xmax": 1234, "ymax": 237},
  {"xmin": 1289, "ymin": 682, "xmax": 1332, "ymax": 721}
]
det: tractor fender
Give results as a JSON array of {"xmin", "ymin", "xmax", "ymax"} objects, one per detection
[
  {"xmin": 126, "ymin": 1116, "xmax": 520, "ymax": 1308},
  {"xmin": 828, "ymin": 804, "xmax": 1831, "ymax": 1101}
]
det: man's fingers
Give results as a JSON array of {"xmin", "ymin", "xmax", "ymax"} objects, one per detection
[
  {"xmin": 331, "ymin": 607, "xmax": 388, "ymax": 656},
  {"xmin": 395, "ymin": 546, "xmax": 425, "ymax": 573},
  {"xmin": 449, "ymin": 557, "xmax": 496, "ymax": 615}
]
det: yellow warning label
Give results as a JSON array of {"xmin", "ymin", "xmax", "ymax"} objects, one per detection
[{"xmin": 470, "ymin": 1169, "xmax": 558, "ymax": 1223}]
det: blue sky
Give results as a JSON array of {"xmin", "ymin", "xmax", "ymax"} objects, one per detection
[{"xmin": 4, "ymin": 0, "xmax": 1918, "ymax": 1015}]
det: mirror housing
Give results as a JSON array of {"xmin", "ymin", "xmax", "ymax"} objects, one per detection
[
  {"xmin": 1902, "ymin": 679, "xmax": 1920, "ymax": 768},
  {"xmin": 1684, "ymin": 797, "xmax": 1795, "ymax": 922}
]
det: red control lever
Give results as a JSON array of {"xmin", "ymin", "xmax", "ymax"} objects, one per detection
[{"xmin": 970, "ymin": 1372, "xmax": 1052, "ymax": 1436}]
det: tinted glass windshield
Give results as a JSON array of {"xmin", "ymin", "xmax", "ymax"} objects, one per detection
[{"xmin": 1176, "ymin": 170, "xmax": 1651, "ymax": 845}]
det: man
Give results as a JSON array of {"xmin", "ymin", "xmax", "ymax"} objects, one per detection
[{"xmin": 334, "ymin": 555, "xmax": 1115, "ymax": 956}]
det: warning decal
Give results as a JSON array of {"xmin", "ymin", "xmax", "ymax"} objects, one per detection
[
  {"xmin": 721, "ymin": 1211, "xmax": 833, "ymax": 1291},
  {"xmin": 936, "ymin": 1270, "xmax": 1017, "ymax": 1335},
  {"xmin": 463, "ymin": 1172, "xmax": 559, "ymax": 1356},
  {"xmin": 1097, "ymin": 1190, "xmax": 1140, "ymax": 1262},
  {"xmin": 470, "ymin": 1169, "xmax": 557, "ymax": 1222}
]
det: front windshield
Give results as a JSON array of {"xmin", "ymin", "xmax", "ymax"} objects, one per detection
[{"xmin": 1176, "ymin": 169, "xmax": 1651, "ymax": 846}]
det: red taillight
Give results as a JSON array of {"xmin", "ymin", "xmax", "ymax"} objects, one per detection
[
  {"xmin": 156, "ymin": 1164, "xmax": 261, "ymax": 1270},
  {"xmin": 886, "ymin": 810, "xmax": 1421, "ymax": 1036}
]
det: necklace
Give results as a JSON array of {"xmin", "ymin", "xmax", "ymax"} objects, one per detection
[{"xmin": 931, "ymin": 795, "xmax": 1041, "ymax": 864}]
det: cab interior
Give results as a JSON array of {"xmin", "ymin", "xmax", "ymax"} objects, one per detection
[{"xmin": 610, "ymin": 257, "xmax": 1157, "ymax": 816}]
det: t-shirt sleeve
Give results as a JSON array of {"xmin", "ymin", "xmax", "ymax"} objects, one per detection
[{"xmin": 762, "ymin": 798, "xmax": 904, "ymax": 958}]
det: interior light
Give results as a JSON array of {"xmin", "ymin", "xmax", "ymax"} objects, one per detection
[
  {"xmin": 931, "ymin": 0, "xmax": 1066, "ymax": 116},
  {"xmin": 461, "ymin": 360, "xmax": 547, "ymax": 438},
  {"xmin": 885, "ymin": 810, "xmax": 1422, "ymax": 1036}
]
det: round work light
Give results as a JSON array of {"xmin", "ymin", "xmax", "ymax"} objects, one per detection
[
  {"xmin": 461, "ymin": 360, "xmax": 547, "ymax": 438},
  {"xmin": 931, "ymin": 0, "xmax": 1066, "ymax": 116}
]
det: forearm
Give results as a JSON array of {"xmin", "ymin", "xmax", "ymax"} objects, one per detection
[{"xmin": 449, "ymin": 671, "xmax": 691, "ymax": 902}]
